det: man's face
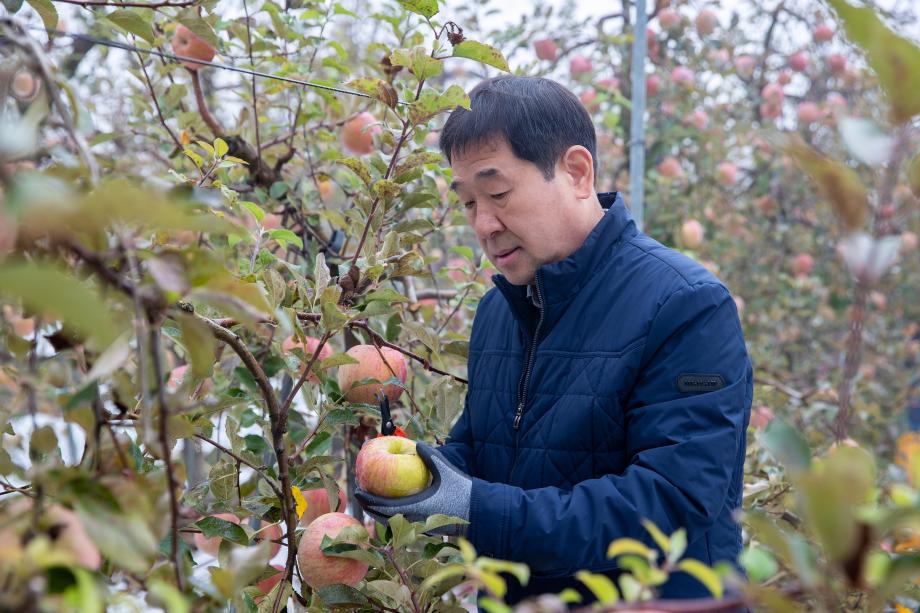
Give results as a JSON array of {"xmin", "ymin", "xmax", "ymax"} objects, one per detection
[{"xmin": 450, "ymin": 138, "xmax": 591, "ymax": 285}]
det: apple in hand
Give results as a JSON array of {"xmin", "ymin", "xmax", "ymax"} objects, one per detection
[
  {"xmin": 297, "ymin": 513, "xmax": 368, "ymax": 588},
  {"xmin": 355, "ymin": 436, "xmax": 430, "ymax": 498}
]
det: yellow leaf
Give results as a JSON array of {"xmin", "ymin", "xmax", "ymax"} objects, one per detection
[
  {"xmin": 292, "ymin": 486, "xmax": 307, "ymax": 519},
  {"xmin": 180, "ymin": 130, "xmax": 190, "ymax": 146},
  {"xmin": 896, "ymin": 432, "xmax": 920, "ymax": 486}
]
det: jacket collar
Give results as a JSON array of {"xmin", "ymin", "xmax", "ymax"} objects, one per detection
[{"xmin": 492, "ymin": 192, "xmax": 636, "ymax": 337}]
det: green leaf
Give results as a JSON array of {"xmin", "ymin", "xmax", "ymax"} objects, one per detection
[
  {"xmin": 390, "ymin": 46, "xmax": 443, "ymax": 81},
  {"xmin": 606, "ymin": 538, "xmax": 654, "ymax": 560},
  {"xmin": 106, "ymin": 9, "xmax": 154, "ymax": 44},
  {"xmin": 0, "ymin": 260, "xmax": 123, "ymax": 347},
  {"xmin": 418, "ymin": 564, "xmax": 466, "ymax": 594},
  {"xmin": 318, "ymin": 352, "xmax": 360, "ymax": 369},
  {"xmin": 667, "ymin": 528, "xmax": 688, "ymax": 565},
  {"xmin": 783, "ymin": 137, "xmax": 868, "ymax": 231},
  {"xmin": 25, "ymin": 0, "xmax": 57, "ymax": 31},
  {"xmin": 177, "ymin": 13, "xmax": 219, "ymax": 49},
  {"xmin": 76, "ymin": 500, "xmax": 158, "ymax": 574},
  {"xmin": 315, "ymin": 584, "xmax": 370, "ymax": 607},
  {"xmin": 398, "ymin": 0, "xmax": 438, "ymax": 18},
  {"xmin": 409, "ymin": 85, "xmax": 470, "ymax": 125},
  {"xmin": 423, "ymin": 514, "xmax": 469, "ymax": 534},
  {"xmin": 176, "ymin": 313, "xmax": 216, "ymax": 379},
  {"xmin": 394, "ymin": 150, "xmax": 443, "ymax": 178},
  {"xmin": 267, "ymin": 229, "xmax": 304, "ymax": 249},
  {"xmin": 868, "ymin": 553, "xmax": 920, "ymax": 610},
  {"xmin": 336, "ymin": 157, "xmax": 374, "ymax": 187},
  {"xmin": 3, "ymin": 0, "xmax": 25, "ymax": 13},
  {"xmin": 319, "ymin": 285, "xmax": 349, "ymax": 332},
  {"xmin": 214, "ymin": 137, "xmax": 228, "ymax": 158},
  {"xmin": 575, "ymin": 570, "xmax": 619, "ymax": 604},
  {"xmin": 240, "ymin": 201, "xmax": 264, "ymax": 225},
  {"xmin": 319, "ymin": 536, "xmax": 382, "ymax": 567},
  {"xmin": 761, "ymin": 418, "xmax": 811, "ymax": 472},
  {"xmin": 740, "ymin": 545, "xmax": 779, "ymax": 583},
  {"xmin": 451, "ymin": 40, "xmax": 510, "ymax": 72},
  {"xmin": 208, "ymin": 460, "xmax": 238, "ymax": 502},
  {"xmin": 148, "ymin": 579, "xmax": 191, "ymax": 613},
  {"xmin": 344, "ymin": 78, "xmax": 398, "ymax": 108},
  {"xmin": 676, "ymin": 559, "xmax": 723, "ymax": 598},
  {"xmin": 838, "ymin": 117, "xmax": 894, "ymax": 166},
  {"xmin": 640, "ymin": 518, "xmax": 670, "ymax": 554},
  {"xmin": 195, "ymin": 515, "xmax": 249, "ymax": 546},
  {"xmin": 828, "ymin": 0, "xmax": 920, "ymax": 123},
  {"xmin": 476, "ymin": 557, "xmax": 529, "ymax": 586},
  {"xmin": 388, "ymin": 514, "xmax": 417, "ymax": 549}
]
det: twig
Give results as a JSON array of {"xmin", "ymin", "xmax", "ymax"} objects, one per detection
[
  {"xmin": 242, "ymin": 0, "xmax": 262, "ymax": 177},
  {"xmin": 195, "ymin": 433, "xmax": 284, "ymax": 500},
  {"xmin": 50, "ymin": 0, "xmax": 197, "ymax": 6},
  {"xmin": 383, "ymin": 546, "xmax": 422, "ymax": 613},
  {"xmin": 190, "ymin": 69, "xmax": 225, "ymax": 137},
  {"xmin": 134, "ymin": 43, "xmax": 183, "ymax": 151},
  {"xmin": 185, "ymin": 306, "xmax": 297, "ymax": 613},
  {"xmin": 150, "ymin": 327, "xmax": 185, "ymax": 591},
  {"xmin": 350, "ymin": 321, "xmax": 467, "ymax": 384}
]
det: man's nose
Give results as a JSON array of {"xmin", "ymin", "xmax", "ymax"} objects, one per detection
[{"xmin": 473, "ymin": 207, "xmax": 504, "ymax": 240}]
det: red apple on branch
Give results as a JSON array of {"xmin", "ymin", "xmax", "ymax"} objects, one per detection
[
  {"xmin": 254, "ymin": 565, "xmax": 285, "ymax": 603},
  {"xmin": 341, "ymin": 112, "xmax": 381, "ymax": 156},
  {"xmin": 193, "ymin": 513, "xmax": 239, "ymax": 555},
  {"xmin": 282, "ymin": 335, "xmax": 333, "ymax": 382},
  {"xmin": 171, "ymin": 24, "xmax": 216, "ymax": 71},
  {"xmin": 299, "ymin": 488, "xmax": 348, "ymax": 526},
  {"xmin": 337, "ymin": 345, "xmax": 407, "ymax": 404},
  {"xmin": 297, "ymin": 513, "xmax": 368, "ymax": 588},
  {"xmin": 533, "ymin": 39, "xmax": 558, "ymax": 61},
  {"xmin": 356, "ymin": 436, "xmax": 431, "ymax": 497},
  {"xmin": 680, "ymin": 219, "xmax": 704, "ymax": 249}
]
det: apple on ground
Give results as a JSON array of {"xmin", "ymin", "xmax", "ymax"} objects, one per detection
[
  {"xmin": 193, "ymin": 513, "xmax": 240, "ymax": 555},
  {"xmin": 171, "ymin": 24, "xmax": 217, "ymax": 70},
  {"xmin": 341, "ymin": 112, "xmax": 381, "ymax": 155},
  {"xmin": 355, "ymin": 436, "xmax": 431, "ymax": 498},
  {"xmin": 337, "ymin": 344, "xmax": 407, "ymax": 404},
  {"xmin": 297, "ymin": 513, "xmax": 368, "ymax": 588},
  {"xmin": 299, "ymin": 488, "xmax": 348, "ymax": 527}
]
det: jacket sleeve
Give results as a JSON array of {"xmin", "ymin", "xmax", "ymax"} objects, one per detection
[
  {"xmin": 465, "ymin": 281, "xmax": 752, "ymax": 577},
  {"xmin": 436, "ymin": 393, "xmax": 475, "ymax": 475}
]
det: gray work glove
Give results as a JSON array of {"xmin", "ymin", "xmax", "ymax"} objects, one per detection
[{"xmin": 355, "ymin": 441, "xmax": 471, "ymax": 537}]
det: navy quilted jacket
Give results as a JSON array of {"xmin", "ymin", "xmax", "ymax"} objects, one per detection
[{"xmin": 439, "ymin": 192, "xmax": 752, "ymax": 603}]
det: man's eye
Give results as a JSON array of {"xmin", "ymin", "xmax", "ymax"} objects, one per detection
[
  {"xmin": 463, "ymin": 200, "xmax": 475, "ymax": 209},
  {"xmin": 492, "ymin": 191, "xmax": 509, "ymax": 200}
]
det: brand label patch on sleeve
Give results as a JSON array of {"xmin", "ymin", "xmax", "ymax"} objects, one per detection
[{"xmin": 677, "ymin": 373, "xmax": 725, "ymax": 393}]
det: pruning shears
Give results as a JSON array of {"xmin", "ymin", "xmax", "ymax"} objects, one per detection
[{"xmin": 376, "ymin": 391, "xmax": 407, "ymax": 438}]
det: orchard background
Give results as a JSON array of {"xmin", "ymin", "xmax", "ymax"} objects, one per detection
[{"xmin": 1, "ymin": 0, "xmax": 920, "ymax": 610}]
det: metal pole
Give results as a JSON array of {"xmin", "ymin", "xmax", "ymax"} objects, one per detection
[{"xmin": 629, "ymin": 0, "xmax": 648, "ymax": 231}]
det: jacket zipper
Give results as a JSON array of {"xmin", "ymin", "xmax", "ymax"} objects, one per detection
[{"xmin": 509, "ymin": 274, "xmax": 545, "ymax": 479}]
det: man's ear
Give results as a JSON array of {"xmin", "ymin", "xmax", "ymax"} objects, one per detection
[{"xmin": 559, "ymin": 146, "xmax": 595, "ymax": 199}]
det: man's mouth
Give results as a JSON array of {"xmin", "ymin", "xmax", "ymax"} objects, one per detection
[{"xmin": 495, "ymin": 247, "xmax": 519, "ymax": 262}]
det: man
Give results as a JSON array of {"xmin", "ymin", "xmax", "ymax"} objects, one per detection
[{"xmin": 357, "ymin": 75, "xmax": 752, "ymax": 604}]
